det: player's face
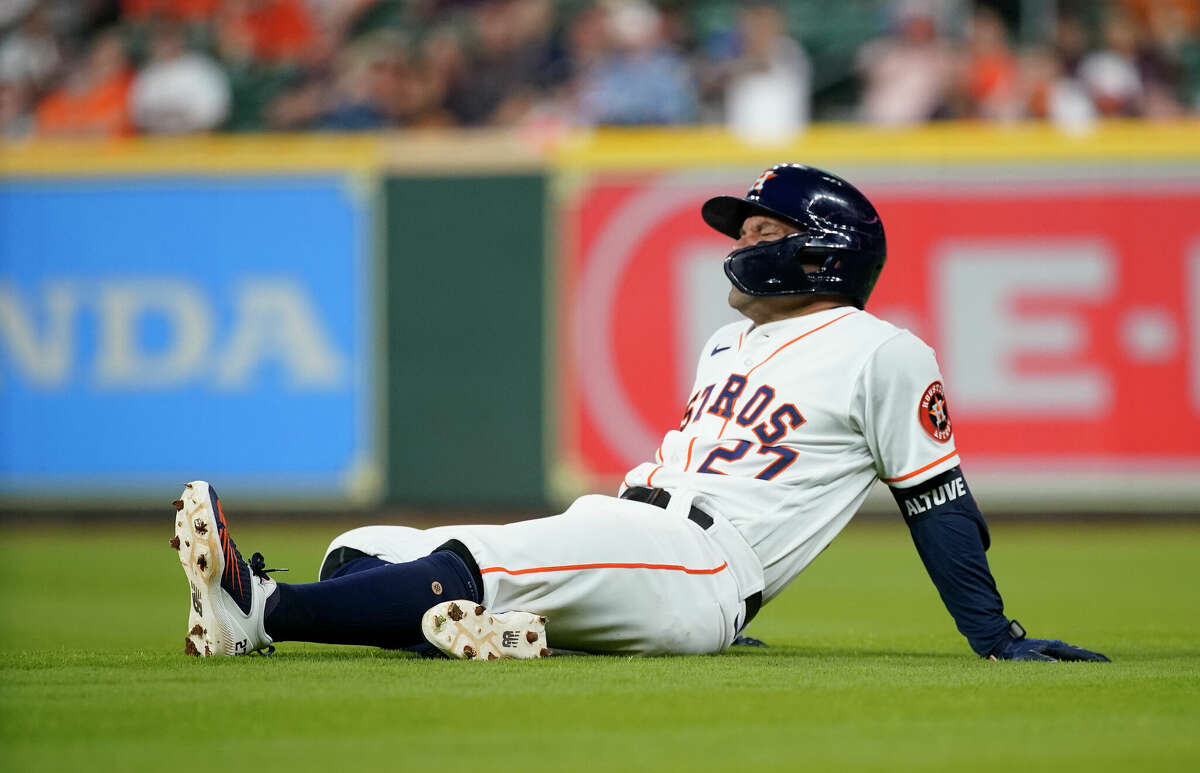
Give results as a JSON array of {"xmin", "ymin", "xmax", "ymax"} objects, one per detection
[{"xmin": 727, "ymin": 215, "xmax": 828, "ymax": 322}]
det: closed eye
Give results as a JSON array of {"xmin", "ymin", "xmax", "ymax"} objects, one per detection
[{"xmin": 739, "ymin": 228, "xmax": 786, "ymax": 240}]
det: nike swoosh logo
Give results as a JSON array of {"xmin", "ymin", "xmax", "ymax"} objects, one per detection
[{"xmin": 711, "ymin": 345, "xmax": 731, "ymax": 356}]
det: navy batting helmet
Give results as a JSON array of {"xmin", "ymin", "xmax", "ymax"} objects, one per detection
[{"xmin": 701, "ymin": 163, "xmax": 886, "ymax": 309}]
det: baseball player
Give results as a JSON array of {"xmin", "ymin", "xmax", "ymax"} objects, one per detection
[{"xmin": 172, "ymin": 163, "xmax": 1109, "ymax": 663}]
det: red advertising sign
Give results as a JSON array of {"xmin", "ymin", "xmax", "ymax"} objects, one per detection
[{"xmin": 558, "ymin": 171, "xmax": 1200, "ymax": 491}]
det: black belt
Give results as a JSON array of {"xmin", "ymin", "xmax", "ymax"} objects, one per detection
[{"xmin": 620, "ymin": 486, "xmax": 762, "ymax": 630}]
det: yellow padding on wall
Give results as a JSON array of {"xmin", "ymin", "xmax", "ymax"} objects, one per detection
[
  {"xmin": 554, "ymin": 121, "xmax": 1200, "ymax": 170},
  {"xmin": 3, "ymin": 121, "xmax": 1197, "ymax": 176}
]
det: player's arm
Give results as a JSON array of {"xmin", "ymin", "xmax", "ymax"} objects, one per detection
[
  {"xmin": 890, "ymin": 469, "xmax": 1105, "ymax": 660},
  {"xmin": 890, "ymin": 467, "xmax": 1007, "ymax": 655},
  {"xmin": 860, "ymin": 334, "xmax": 1109, "ymax": 661}
]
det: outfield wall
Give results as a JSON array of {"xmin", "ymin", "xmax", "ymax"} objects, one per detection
[
  {"xmin": 1, "ymin": 123, "xmax": 1198, "ymax": 512},
  {"xmin": 381, "ymin": 174, "xmax": 547, "ymax": 508}
]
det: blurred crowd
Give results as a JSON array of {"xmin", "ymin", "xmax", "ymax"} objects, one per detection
[{"xmin": 1, "ymin": 0, "xmax": 1198, "ymax": 140}]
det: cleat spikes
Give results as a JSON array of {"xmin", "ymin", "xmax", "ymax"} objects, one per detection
[
  {"xmin": 539, "ymin": 648, "xmax": 550, "ymax": 658},
  {"xmin": 422, "ymin": 601, "xmax": 548, "ymax": 661},
  {"xmin": 184, "ymin": 638, "xmax": 200, "ymax": 657},
  {"xmin": 174, "ymin": 480, "xmax": 275, "ymax": 657}
]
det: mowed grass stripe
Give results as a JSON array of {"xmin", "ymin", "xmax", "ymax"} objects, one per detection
[{"xmin": 1, "ymin": 520, "xmax": 1197, "ymax": 772}]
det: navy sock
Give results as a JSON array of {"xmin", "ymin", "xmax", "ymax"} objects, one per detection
[{"xmin": 264, "ymin": 550, "xmax": 482, "ymax": 649}]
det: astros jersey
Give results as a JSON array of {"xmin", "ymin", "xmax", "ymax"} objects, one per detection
[{"xmin": 622, "ymin": 306, "xmax": 960, "ymax": 602}]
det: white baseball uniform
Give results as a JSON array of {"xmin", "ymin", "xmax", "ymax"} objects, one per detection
[{"xmin": 326, "ymin": 306, "xmax": 959, "ymax": 654}]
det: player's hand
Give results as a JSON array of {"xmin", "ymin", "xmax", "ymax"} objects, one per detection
[
  {"xmin": 990, "ymin": 620, "xmax": 1110, "ymax": 662},
  {"xmin": 731, "ymin": 634, "xmax": 768, "ymax": 648}
]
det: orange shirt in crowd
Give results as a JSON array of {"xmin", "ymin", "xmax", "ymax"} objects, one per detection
[
  {"xmin": 35, "ymin": 72, "xmax": 134, "ymax": 137},
  {"xmin": 243, "ymin": 0, "xmax": 317, "ymax": 62},
  {"xmin": 966, "ymin": 53, "xmax": 1017, "ymax": 104}
]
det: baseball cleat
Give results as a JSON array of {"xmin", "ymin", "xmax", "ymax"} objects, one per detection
[
  {"xmin": 173, "ymin": 481, "xmax": 278, "ymax": 657},
  {"xmin": 421, "ymin": 601, "xmax": 549, "ymax": 660}
]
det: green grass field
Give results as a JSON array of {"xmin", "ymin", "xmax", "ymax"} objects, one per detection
[{"xmin": 1, "ymin": 516, "xmax": 1197, "ymax": 772}]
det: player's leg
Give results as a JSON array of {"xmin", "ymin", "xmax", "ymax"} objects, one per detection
[
  {"xmin": 174, "ymin": 483, "xmax": 745, "ymax": 658},
  {"xmin": 173, "ymin": 482, "xmax": 505, "ymax": 655},
  {"xmin": 429, "ymin": 494, "xmax": 748, "ymax": 655},
  {"xmin": 309, "ymin": 515, "xmax": 735, "ymax": 657},
  {"xmin": 262, "ymin": 548, "xmax": 480, "ymax": 649}
]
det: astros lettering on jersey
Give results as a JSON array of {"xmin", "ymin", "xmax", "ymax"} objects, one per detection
[{"xmin": 623, "ymin": 307, "xmax": 959, "ymax": 602}]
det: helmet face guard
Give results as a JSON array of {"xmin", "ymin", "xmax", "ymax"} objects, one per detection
[
  {"xmin": 703, "ymin": 164, "xmax": 887, "ymax": 308},
  {"xmin": 723, "ymin": 233, "xmax": 884, "ymax": 309}
]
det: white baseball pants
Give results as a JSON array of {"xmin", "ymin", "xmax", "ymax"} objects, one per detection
[{"xmin": 322, "ymin": 494, "xmax": 761, "ymax": 655}]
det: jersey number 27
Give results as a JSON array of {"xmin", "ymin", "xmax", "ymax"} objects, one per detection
[{"xmin": 696, "ymin": 440, "xmax": 798, "ymax": 481}]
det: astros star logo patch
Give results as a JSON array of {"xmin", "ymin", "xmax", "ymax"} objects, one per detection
[
  {"xmin": 748, "ymin": 169, "xmax": 777, "ymax": 195},
  {"xmin": 918, "ymin": 381, "xmax": 953, "ymax": 443}
]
